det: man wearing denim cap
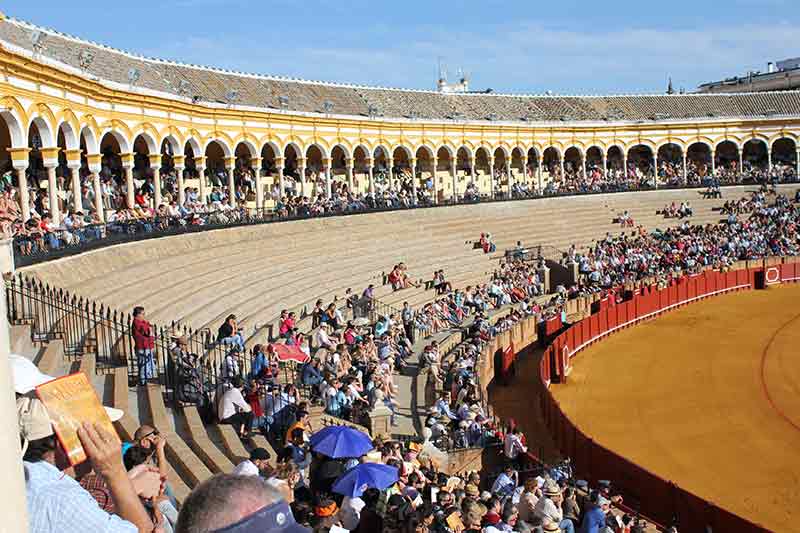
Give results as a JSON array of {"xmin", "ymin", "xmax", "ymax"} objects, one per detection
[{"xmin": 176, "ymin": 473, "xmax": 309, "ymax": 532}]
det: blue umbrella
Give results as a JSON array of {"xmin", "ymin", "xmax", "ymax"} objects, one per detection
[
  {"xmin": 332, "ymin": 463, "xmax": 399, "ymax": 498},
  {"xmin": 309, "ymin": 425, "xmax": 374, "ymax": 458}
]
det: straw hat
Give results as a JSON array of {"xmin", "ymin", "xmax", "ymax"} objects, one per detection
[
  {"xmin": 464, "ymin": 483, "xmax": 480, "ymax": 498},
  {"xmin": 543, "ymin": 481, "xmax": 562, "ymax": 497},
  {"xmin": 542, "ymin": 520, "xmax": 561, "ymax": 532}
]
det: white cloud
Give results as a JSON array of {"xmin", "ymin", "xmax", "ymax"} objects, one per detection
[{"xmin": 143, "ymin": 21, "xmax": 799, "ymax": 93}]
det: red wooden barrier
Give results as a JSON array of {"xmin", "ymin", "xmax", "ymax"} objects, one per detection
[{"xmin": 534, "ymin": 265, "xmax": 777, "ymax": 532}]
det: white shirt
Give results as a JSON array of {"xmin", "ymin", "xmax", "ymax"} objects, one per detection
[
  {"xmin": 533, "ymin": 496, "xmax": 563, "ymax": 524},
  {"xmin": 218, "ymin": 387, "xmax": 251, "ymax": 420},
  {"xmin": 504, "ymin": 433, "xmax": 527, "ymax": 459},
  {"xmin": 232, "ymin": 459, "xmax": 260, "ymax": 477},
  {"xmin": 338, "ymin": 496, "xmax": 365, "ymax": 530},
  {"xmin": 315, "ymin": 328, "xmax": 332, "ymax": 347}
]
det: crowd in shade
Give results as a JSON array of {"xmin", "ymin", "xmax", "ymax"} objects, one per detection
[
  {"xmin": 529, "ymin": 158, "xmax": 798, "ymax": 197},
  {"xmin": 6, "ymin": 150, "xmax": 800, "ymax": 258}
]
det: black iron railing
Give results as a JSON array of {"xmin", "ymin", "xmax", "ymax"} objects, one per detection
[
  {"xmin": 14, "ymin": 178, "xmax": 798, "ymax": 268},
  {"xmin": 5, "ymin": 274, "xmax": 300, "ymax": 404}
]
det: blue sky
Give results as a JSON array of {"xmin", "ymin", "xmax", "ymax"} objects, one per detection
[{"xmin": 4, "ymin": 0, "xmax": 798, "ymax": 94}]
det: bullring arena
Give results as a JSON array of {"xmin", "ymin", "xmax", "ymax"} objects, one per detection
[
  {"xmin": 0, "ymin": 6, "xmax": 800, "ymax": 533},
  {"xmin": 552, "ymin": 285, "xmax": 800, "ymax": 532}
]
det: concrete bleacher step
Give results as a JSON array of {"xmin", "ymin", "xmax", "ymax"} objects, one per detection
[
  {"xmin": 35, "ymin": 339, "xmax": 67, "ymax": 377},
  {"xmin": 213, "ymin": 423, "xmax": 251, "ymax": 465},
  {"xmin": 178, "ymin": 406, "xmax": 235, "ymax": 474},
  {"xmin": 248, "ymin": 434, "xmax": 278, "ymax": 467},
  {"xmin": 10, "ymin": 324, "xmax": 43, "ymax": 361},
  {"xmin": 110, "ymin": 368, "xmax": 191, "ymax": 504},
  {"xmin": 142, "ymin": 384, "xmax": 214, "ymax": 487}
]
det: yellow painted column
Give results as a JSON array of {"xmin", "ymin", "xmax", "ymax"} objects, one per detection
[
  {"xmin": 194, "ymin": 156, "xmax": 207, "ymax": 204},
  {"xmin": 8, "ymin": 148, "xmax": 30, "ymax": 221},
  {"xmin": 85, "ymin": 153, "xmax": 104, "ymax": 222},
  {"xmin": 345, "ymin": 158, "xmax": 354, "ymax": 192},
  {"xmin": 40, "ymin": 147, "xmax": 61, "ymax": 223},
  {"xmin": 431, "ymin": 157, "xmax": 438, "ymax": 204},
  {"xmin": 322, "ymin": 157, "xmax": 332, "ymax": 198},
  {"xmin": 120, "ymin": 152, "xmax": 135, "ymax": 208},
  {"xmin": 451, "ymin": 159, "xmax": 458, "ymax": 202},
  {"xmin": 297, "ymin": 157, "xmax": 307, "ymax": 197},
  {"xmin": 366, "ymin": 158, "xmax": 375, "ymax": 197},
  {"xmin": 487, "ymin": 156, "xmax": 494, "ymax": 198},
  {"xmin": 274, "ymin": 157, "xmax": 285, "ymax": 199},
  {"xmin": 387, "ymin": 158, "xmax": 394, "ymax": 191},
  {"xmin": 65, "ymin": 149, "xmax": 83, "ymax": 212},
  {"xmin": 224, "ymin": 156, "xmax": 236, "ymax": 207},
  {"xmin": 251, "ymin": 157, "xmax": 263, "ymax": 210},
  {"xmin": 521, "ymin": 155, "xmax": 528, "ymax": 190},
  {"xmin": 148, "ymin": 154, "xmax": 162, "ymax": 207},
  {"xmin": 505, "ymin": 159, "xmax": 512, "ymax": 198},
  {"xmin": 172, "ymin": 155, "xmax": 186, "ymax": 206},
  {"xmin": 410, "ymin": 157, "xmax": 417, "ymax": 201}
]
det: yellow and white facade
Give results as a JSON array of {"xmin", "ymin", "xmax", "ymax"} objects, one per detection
[{"xmin": 0, "ymin": 12, "xmax": 799, "ymax": 223}]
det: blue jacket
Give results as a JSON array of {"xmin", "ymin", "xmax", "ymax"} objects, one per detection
[{"xmin": 580, "ymin": 505, "xmax": 606, "ymax": 533}]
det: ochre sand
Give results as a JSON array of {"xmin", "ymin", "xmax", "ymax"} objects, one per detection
[{"xmin": 551, "ymin": 284, "xmax": 800, "ymax": 532}]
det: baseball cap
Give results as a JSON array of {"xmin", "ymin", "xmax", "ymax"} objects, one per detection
[{"xmin": 211, "ymin": 500, "xmax": 309, "ymax": 533}]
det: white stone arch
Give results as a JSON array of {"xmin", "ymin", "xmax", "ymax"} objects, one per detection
[
  {"xmin": 456, "ymin": 145, "xmax": 474, "ymax": 160},
  {"xmin": 414, "ymin": 144, "xmax": 435, "ymax": 160},
  {"xmin": 330, "ymin": 143, "xmax": 351, "ymax": 160},
  {"xmin": 391, "ymin": 144, "xmax": 413, "ymax": 161},
  {"xmin": 769, "ymin": 133, "xmax": 798, "ymax": 150},
  {"xmin": 656, "ymin": 139, "xmax": 685, "ymax": 153},
  {"xmin": 740, "ymin": 135, "xmax": 768, "ymax": 150},
  {"xmin": 260, "ymin": 140, "xmax": 281, "ymax": 161},
  {"xmin": 80, "ymin": 125, "xmax": 99, "ymax": 154},
  {"xmin": 605, "ymin": 143, "xmax": 625, "ymax": 158},
  {"xmin": 437, "ymin": 142, "xmax": 456, "ymax": 159},
  {"xmin": 234, "ymin": 139, "xmax": 259, "ymax": 159},
  {"xmin": 184, "ymin": 136, "xmax": 202, "ymax": 158},
  {"xmin": 160, "ymin": 134, "xmax": 181, "ymax": 156},
  {"xmin": 0, "ymin": 109, "xmax": 25, "ymax": 148},
  {"xmin": 283, "ymin": 141, "xmax": 303, "ymax": 159},
  {"xmin": 305, "ymin": 142, "xmax": 329, "ymax": 160},
  {"xmin": 563, "ymin": 145, "xmax": 584, "ymax": 158},
  {"xmin": 494, "ymin": 143, "xmax": 510, "ymax": 156},
  {"xmin": 132, "ymin": 131, "xmax": 159, "ymax": 155},
  {"xmin": 372, "ymin": 145, "xmax": 390, "ymax": 160},
  {"xmin": 686, "ymin": 139, "xmax": 713, "ymax": 154},
  {"xmin": 29, "ymin": 116, "xmax": 56, "ymax": 147},
  {"xmin": 56, "ymin": 121, "xmax": 80, "ymax": 150},
  {"xmin": 99, "ymin": 129, "xmax": 131, "ymax": 154},
  {"xmin": 352, "ymin": 144, "xmax": 370, "ymax": 160},
  {"xmin": 204, "ymin": 137, "xmax": 232, "ymax": 158}
]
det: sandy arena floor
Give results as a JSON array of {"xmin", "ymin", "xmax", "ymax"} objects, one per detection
[{"xmin": 551, "ymin": 284, "xmax": 800, "ymax": 532}]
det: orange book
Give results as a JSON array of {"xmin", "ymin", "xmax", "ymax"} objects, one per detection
[{"xmin": 36, "ymin": 372, "xmax": 119, "ymax": 466}]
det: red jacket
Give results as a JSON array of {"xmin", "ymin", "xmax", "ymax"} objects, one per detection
[{"xmin": 132, "ymin": 317, "xmax": 155, "ymax": 350}]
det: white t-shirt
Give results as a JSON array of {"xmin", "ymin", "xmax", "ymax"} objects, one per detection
[
  {"xmin": 232, "ymin": 459, "xmax": 260, "ymax": 477},
  {"xmin": 338, "ymin": 496, "xmax": 365, "ymax": 530},
  {"xmin": 218, "ymin": 387, "xmax": 251, "ymax": 420}
]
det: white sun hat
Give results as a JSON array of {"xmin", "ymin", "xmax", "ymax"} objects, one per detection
[{"xmin": 10, "ymin": 354, "xmax": 123, "ymax": 422}]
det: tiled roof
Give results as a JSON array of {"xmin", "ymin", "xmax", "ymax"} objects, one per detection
[{"xmin": 4, "ymin": 17, "xmax": 800, "ymax": 123}]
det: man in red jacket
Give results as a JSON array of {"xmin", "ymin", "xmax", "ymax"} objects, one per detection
[{"xmin": 132, "ymin": 306, "xmax": 156, "ymax": 386}]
